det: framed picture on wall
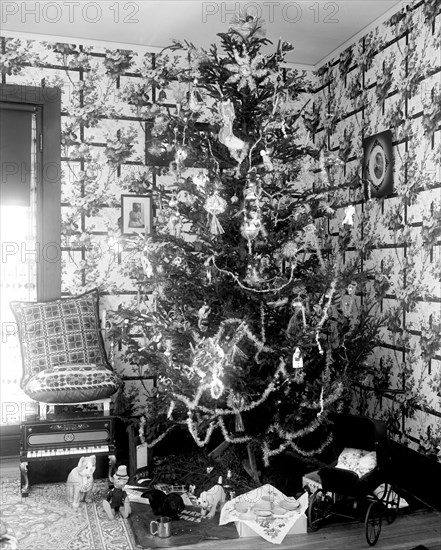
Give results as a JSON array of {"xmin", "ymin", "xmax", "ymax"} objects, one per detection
[
  {"xmin": 363, "ymin": 130, "xmax": 394, "ymax": 199},
  {"xmin": 121, "ymin": 194, "xmax": 152, "ymax": 236}
]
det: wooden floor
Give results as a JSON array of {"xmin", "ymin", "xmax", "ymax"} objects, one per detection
[{"xmin": 2, "ymin": 458, "xmax": 440, "ymax": 550}]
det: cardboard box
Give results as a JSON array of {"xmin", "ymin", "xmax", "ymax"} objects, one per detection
[
  {"xmin": 234, "ymin": 513, "xmax": 307, "ymax": 538},
  {"xmin": 302, "ymin": 470, "xmax": 322, "ymax": 494}
]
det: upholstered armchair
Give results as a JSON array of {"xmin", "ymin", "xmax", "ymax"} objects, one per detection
[{"xmin": 10, "ymin": 289, "xmax": 121, "ymax": 418}]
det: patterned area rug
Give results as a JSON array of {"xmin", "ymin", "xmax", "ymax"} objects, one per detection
[{"xmin": 0, "ymin": 479, "xmax": 134, "ymax": 550}]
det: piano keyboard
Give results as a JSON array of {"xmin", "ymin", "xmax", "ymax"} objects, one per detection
[
  {"xmin": 26, "ymin": 445, "xmax": 109, "ymax": 458},
  {"xmin": 20, "ymin": 416, "xmax": 117, "ymax": 495}
]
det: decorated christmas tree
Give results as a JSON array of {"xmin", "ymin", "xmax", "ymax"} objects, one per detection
[{"xmin": 113, "ymin": 13, "xmax": 382, "ymax": 474}]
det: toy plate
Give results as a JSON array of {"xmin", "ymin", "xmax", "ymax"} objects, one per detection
[
  {"xmin": 255, "ymin": 510, "xmax": 272, "ymax": 517},
  {"xmin": 279, "ymin": 499, "xmax": 300, "ymax": 511},
  {"xmin": 271, "ymin": 506, "xmax": 288, "ymax": 516}
]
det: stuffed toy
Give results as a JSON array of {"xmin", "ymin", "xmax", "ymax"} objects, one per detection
[
  {"xmin": 141, "ymin": 489, "xmax": 185, "ymax": 519},
  {"xmin": 197, "ymin": 476, "xmax": 226, "ymax": 518},
  {"xmin": 66, "ymin": 455, "xmax": 96, "ymax": 508},
  {"xmin": 103, "ymin": 465, "xmax": 131, "ymax": 519}
]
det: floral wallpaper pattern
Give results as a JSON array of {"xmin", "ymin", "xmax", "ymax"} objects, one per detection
[
  {"xmin": 1, "ymin": 0, "xmax": 439, "ymax": 453},
  {"xmin": 309, "ymin": 0, "xmax": 441, "ymax": 453}
]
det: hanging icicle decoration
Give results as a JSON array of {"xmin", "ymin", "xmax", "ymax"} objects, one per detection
[
  {"xmin": 317, "ymin": 387, "xmax": 324, "ymax": 417},
  {"xmin": 315, "ymin": 329, "xmax": 324, "ymax": 355},
  {"xmin": 260, "ymin": 302, "xmax": 266, "ymax": 343}
]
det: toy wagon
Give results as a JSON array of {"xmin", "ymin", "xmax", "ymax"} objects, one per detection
[{"xmin": 307, "ymin": 414, "xmax": 401, "ymax": 546}]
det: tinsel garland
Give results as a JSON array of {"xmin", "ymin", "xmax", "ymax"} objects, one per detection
[
  {"xmin": 262, "ymin": 433, "xmax": 334, "ymax": 466},
  {"xmin": 260, "ymin": 380, "xmax": 345, "ymax": 465},
  {"xmin": 173, "ymin": 357, "xmax": 288, "ymax": 418},
  {"xmin": 187, "ymin": 413, "xmax": 216, "ymax": 447},
  {"xmin": 260, "ymin": 303, "xmax": 266, "ymax": 343},
  {"xmin": 214, "ymin": 317, "xmax": 272, "ymax": 363},
  {"xmin": 209, "ymin": 256, "xmax": 297, "ymax": 294},
  {"xmin": 145, "ymin": 425, "xmax": 178, "ymax": 448}
]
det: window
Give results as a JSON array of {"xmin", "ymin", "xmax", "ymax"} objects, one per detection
[{"xmin": 0, "ymin": 85, "xmax": 61, "ymax": 425}]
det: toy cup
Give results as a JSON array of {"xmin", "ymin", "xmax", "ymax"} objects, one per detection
[{"xmin": 150, "ymin": 516, "xmax": 171, "ymax": 538}]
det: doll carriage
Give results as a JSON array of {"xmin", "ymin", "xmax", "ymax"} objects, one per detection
[{"xmin": 307, "ymin": 414, "xmax": 401, "ymax": 546}]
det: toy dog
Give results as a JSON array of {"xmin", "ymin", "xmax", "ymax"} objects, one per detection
[
  {"xmin": 197, "ymin": 476, "xmax": 226, "ymax": 518},
  {"xmin": 66, "ymin": 455, "xmax": 96, "ymax": 508}
]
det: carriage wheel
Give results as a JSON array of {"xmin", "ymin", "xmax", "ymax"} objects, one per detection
[
  {"xmin": 308, "ymin": 489, "xmax": 328, "ymax": 531},
  {"xmin": 384, "ymin": 485, "xmax": 400, "ymax": 524},
  {"xmin": 365, "ymin": 501, "xmax": 382, "ymax": 546}
]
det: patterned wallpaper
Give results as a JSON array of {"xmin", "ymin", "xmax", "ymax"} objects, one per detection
[
  {"xmin": 1, "ymin": 0, "xmax": 439, "ymax": 450},
  {"xmin": 309, "ymin": 0, "xmax": 441, "ymax": 450}
]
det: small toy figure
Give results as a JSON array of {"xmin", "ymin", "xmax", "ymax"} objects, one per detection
[{"xmin": 103, "ymin": 465, "xmax": 131, "ymax": 520}]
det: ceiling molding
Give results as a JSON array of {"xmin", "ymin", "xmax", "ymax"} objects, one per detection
[
  {"xmin": 0, "ymin": 30, "xmax": 164, "ymax": 55},
  {"xmin": 0, "ymin": 1, "xmax": 404, "ymax": 73}
]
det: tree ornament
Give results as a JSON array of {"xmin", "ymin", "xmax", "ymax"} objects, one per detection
[
  {"xmin": 141, "ymin": 255, "xmax": 153, "ymax": 278},
  {"xmin": 292, "ymin": 347, "xmax": 303, "ymax": 369},
  {"xmin": 193, "ymin": 171, "xmax": 208, "ymax": 189},
  {"xmin": 169, "ymin": 192, "xmax": 178, "ymax": 209},
  {"xmin": 225, "ymin": 49, "xmax": 270, "ymax": 91},
  {"xmin": 218, "ymin": 99, "xmax": 248, "ymax": 163},
  {"xmin": 340, "ymin": 281, "xmax": 357, "ymax": 316},
  {"xmin": 210, "ymin": 376, "xmax": 224, "ymax": 399},
  {"xmin": 197, "ymin": 303, "xmax": 211, "ymax": 332},
  {"xmin": 287, "ymin": 299, "xmax": 307, "ymax": 333},
  {"xmin": 342, "ymin": 204, "xmax": 356, "ymax": 226},
  {"xmin": 229, "ymin": 12, "xmax": 263, "ymax": 39},
  {"xmin": 175, "ymin": 146, "xmax": 189, "ymax": 167},
  {"xmin": 157, "ymin": 89, "xmax": 167, "ymax": 102},
  {"xmin": 243, "ymin": 178, "xmax": 258, "ymax": 201},
  {"xmin": 240, "ymin": 210, "xmax": 264, "ymax": 246},
  {"xmin": 260, "ymin": 149, "xmax": 273, "ymax": 171},
  {"xmin": 281, "ymin": 241, "xmax": 299, "ymax": 258},
  {"xmin": 204, "ymin": 193, "xmax": 227, "ymax": 235},
  {"xmin": 244, "ymin": 262, "xmax": 262, "ymax": 287},
  {"xmin": 168, "ymin": 211, "xmax": 183, "ymax": 237},
  {"xmin": 228, "ymin": 392, "xmax": 246, "ymax": 432},
  {"xmin": 188, "ymin": 79, "xmax": 204, "ymax": 112}
]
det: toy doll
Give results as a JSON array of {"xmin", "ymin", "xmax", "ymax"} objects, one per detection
[{"xmin": 103, "ymin": 465, "xmax": 131, "ymax": 519}]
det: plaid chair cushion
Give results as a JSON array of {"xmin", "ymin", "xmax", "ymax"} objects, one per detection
[
  {"xmin": 24, "ymin": 364, "xmax": 120, "ymax": 403},
  {"xmin": 10, "ymin": 289, "xmax": 120, "ymax": 402}
]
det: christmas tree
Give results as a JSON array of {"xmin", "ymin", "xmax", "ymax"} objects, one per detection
[{"xmin": 114, "ymin": 13, "xmax": 382, "ymax": 473}]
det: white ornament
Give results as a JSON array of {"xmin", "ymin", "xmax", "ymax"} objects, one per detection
[
  {"xmin": 260, "ymin": 149, "xmax": 273, "ymax": 171},
  {"xmin": 342, "ymin": 204, "xmax": 356, "ymax": 226},
  {"xmin": 292, "ymin": 347, "xmax": 303, "ymax": 369}
]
